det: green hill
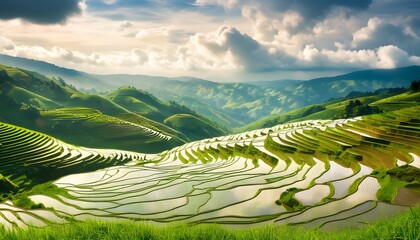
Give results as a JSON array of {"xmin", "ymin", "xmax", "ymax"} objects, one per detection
[
  {"xmin": 68, "ymin": 93, "xmax": 130, "ymax": 115},
  {"xmin": 0, "ymin": 64, "xmax": 227, "ymax": 150},
  {"xmin": 38, "ymin": 107, "xmax": 182, "ymax": 153},
  {"xmin": 0, "ymin": 82, "xmax": 60, "ymax": 110},
  {"xmin": 240, "ymin": 88, "xmax": 419, "ymax": 131},
  {"xmin": 0, "ymin": 64, "xmax": 76, "ymax": 102},
  {"xmin": 164, "ymin": 114, "xmax": 226, "ymax": 141},
  {"xmin": 106, "ymin": 87, "xmax": 184, "ymax": 121},
  {"xmin": 106, "ymin": 87, "xmax": 228, "ymax": 140},
  {"xmin": 0, "ymin": 65, "xmax": 183, "ymax": 151}
]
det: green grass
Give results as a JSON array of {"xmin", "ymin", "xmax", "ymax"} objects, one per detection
[
  {"xmin": 164, "ymin": 113, "xmax": 226, "ymax": 141},
  {"xmin": 2, "ymin": 84, "xmax": 60, "ymax": 110},
  {"xmin": 10, "ymin": 181, "xmax": 72, "ymax": 209},
  {"xmin": 276, "ymin": 188, "xmax": 304, "ymax": 211},
  {"xmin": 1, "ymin": 207, "xmax": 419, "ymax": 240},
  {"xmin": 106, "ymin": 88, "xmax": 164, "ymax": 115},
  {"xmin": 372, "ymin": 166, "xmax": 420, "ymax": 203},
  {"xmin": 39, "ymin": 108, "xmax": 183, "ymax": 153},
  {"xmin": 68, "ymin": 93, "xmax": 130, "ymax": 115},
  {"xmin": 240, "ymin": 89, "xmax": 419, "ymax": 132},
  {"xmin": 110, "ymin": 95, "xmax": 157, "ymax": 114}
]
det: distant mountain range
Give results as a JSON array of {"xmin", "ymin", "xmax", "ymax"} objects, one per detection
[{"xmin": 1, "ymin": 54, "xmax": 419, "ymax": 129}]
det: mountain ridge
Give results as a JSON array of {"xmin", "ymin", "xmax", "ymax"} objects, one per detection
[{"xmin": 1, "ymin": 54, "xmax": 419, "ymax": 128}]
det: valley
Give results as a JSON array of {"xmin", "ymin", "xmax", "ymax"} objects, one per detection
[
  {"xmin": 0, "ymin": 61, "xmax": 419, "ymax": 238},
  {"xmin": 1, "ymin": 1, "xmax": 420, "ymax": 238}
]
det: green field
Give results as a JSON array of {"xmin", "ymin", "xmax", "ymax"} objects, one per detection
[
  {"xmin": 1, "ymin": 207, "xmax": 419, "ymax": 240},
  {"xmin": 240, "ymin": 88, "xmax": 420, "ymax": 132}
]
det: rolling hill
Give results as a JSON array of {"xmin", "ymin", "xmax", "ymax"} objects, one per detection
[
  {"xmin": 2, "ymin": 54, "xmax": 419, "ymax": 128},
  {"xmin": 105, "ymin": 87, "xmax": 228, "ymax": 141},
  {"xmin": 164, "ymin": 114, "xmax": 226, "ymax": 141},
  {"xmin": 240, "ymin": 87, "xmax": 418, "ymax": 132},
  {"xmin": 0, "ymin": 64, "xmax": 227, "ymax": 152}
]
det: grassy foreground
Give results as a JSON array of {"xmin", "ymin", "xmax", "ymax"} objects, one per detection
[{"xmin": 1, "ymin": 207, "xmax": 419, "ymax": 240}]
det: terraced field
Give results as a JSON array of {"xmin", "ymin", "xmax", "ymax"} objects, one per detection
[
  {"xmin": 0, "ymin": 122, "xmax": 147, "ymax": 190},
  {"xmin": 0, "ymin": 107, "xmax": 419, "ymax": 230}
]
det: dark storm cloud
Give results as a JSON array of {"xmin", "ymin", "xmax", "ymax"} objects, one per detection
[
  {"xmin": 260, "ymin": 0, "xmax": 372, "ymax": 19},
  {"xmin": 370, "ymin": 0, "xmax": 420, "ymax": 17},
  {"xmin": 0, "ymin": 0, "xmax": 82, "ymax": 24}
]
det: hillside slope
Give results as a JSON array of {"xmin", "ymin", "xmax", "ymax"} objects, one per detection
[
  {"xmin": 0, "ymin": 65, "xmax": 183, "ymax": 151},
  {"xmin": 0, "ymin": 121, "xmax": 146, "ymax": 191},
  {"xmin": 241, "ymin": 88, "xmax": 418, "ymax": 131},
  {"xmin": 106, "ymin": 88, "xmax": 228, "ymax": 140},
  {"xmin": 164, "ymin": 114, "xmax": 226, "ymax": 141},
  {"xmin": 0, "ymin": 106, "xmax": 419, "ymax": 230},
  {"xmin": 0, "ymin": 64, "xmax": 226, "ymax": 149}
]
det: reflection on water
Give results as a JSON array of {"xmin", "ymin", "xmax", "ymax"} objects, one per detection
[{"xmin": 4, "ymin": 116, "xmax": 418, "ymax": 229}]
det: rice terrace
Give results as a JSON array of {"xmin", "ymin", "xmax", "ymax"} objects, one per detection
[{"xmin": 0, "ymin": 0, "xmax": 420, "ymax": 239}]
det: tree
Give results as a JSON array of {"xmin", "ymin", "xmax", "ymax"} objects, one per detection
[
  {"xmin": 335, "ymin": 99, "xmax": 382, "ymax": 119},
  {"xmin": 410, "ymin": 80, "xmax": 420, "ymax": 92},
  {"xmin": 58, "ymin": 77, "xmax": 66, "ymax": 86}
]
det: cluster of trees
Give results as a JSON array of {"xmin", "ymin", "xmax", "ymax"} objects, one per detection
[
  {"xmin": 334, "ymin": 99, "xmax": 382, "ymax": 119},
  {"xmin": 410, "ymin": 80, "xmax": 420, "ymax": 92},
  {"xmin": 262, "ymin": 105, "xmax": 325, "ymax": 128},
  {"xmin": 345, "ymin": 87, "xmax": 406, "ymax": 99}
]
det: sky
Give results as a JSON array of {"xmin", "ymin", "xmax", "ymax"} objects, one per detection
[{"xmin": 0, "ymin": 0, "xmax": 419, "ymax": 82}]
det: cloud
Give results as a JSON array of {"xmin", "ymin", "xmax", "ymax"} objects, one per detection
[
  {"xmin": 103, "ymin": 0, "xmax": 117, "ymax": 4},
  {"xmin": 352, "ymin": 17, "xmax": 420, "ymax": 54},
  {"xmin": 305, "ymin": 45, "xmax": 419, "ymax": 70},
  {"xmin": 194, "ymin": 0, "xmax": 239, "ymax": 9},
  {"xmin": 0, "ymin": 37, "xmax": 15, "ymax": 51},
  {"xmin": 376, "ymin": 45, "xmax": 411, "ymax": 68},
  {"xmin": 118, "ymin": 21, "xmax": 133, "ymax": 31},
  {"xmin": 133, "ymin": 26, "xmax": 192, "ymax": 44},
  {"xmin": 0, "ymin": 0, "xmax": 84, "ymax": 24},
  {"xmin": 258, "ymin": 0, "xmax": 372, "ymax": 21},
  {"xmin": 188, "ymin": 25, "xmax": 293, "ymax": 71},
  {"xmin": 196, "ymin": 0, "xmax": 372, "ymax": 23}
]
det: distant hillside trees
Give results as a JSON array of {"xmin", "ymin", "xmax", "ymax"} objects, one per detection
[
  {"xmin": 334, "ymin": 99, "xmax": 382, "ymax": 119},
  {"xmin": 411, "ymin": 80, "xmax": 420, "ymax": 92},
  {"xmin": 262, "ymin": 105, "xmax": 326, "ymax": 128}
]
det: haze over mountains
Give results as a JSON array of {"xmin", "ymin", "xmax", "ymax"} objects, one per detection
[{"xmin": 1, "ymin": 54, "xmax": 419, "ymax": 129}]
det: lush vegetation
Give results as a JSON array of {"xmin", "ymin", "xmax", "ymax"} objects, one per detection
[
  {"xmin": 241, "ymin": 86, "xmax": 420, "ymax": 131},
  {"xmin": 0, "ymin": 207, "xmax": 419, "ymax": 240},
  {"xmin": 372, "ymin": 165, "xmax": 420, "ymax": 202},
  {"xmin": 1, "ymin": 106, "xmax": 418, "ymax": 230},
  {"xmin": 0, "ymin": 64, "xmax": 228, "ymax": 152},
  {"xmin": 0, "ymin": 121, "xmax": 146, "ymax": 191},
  {"xmin": 410, "ymin": 80, "xmax": 420, "ymax": 92},
  {"xmin": 333, "ymin": 99, "xmax": 382, "ymax": 119},
  {"xmin": 1, "ymin": 59, "xmax": 419, "ymax": 238}
]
